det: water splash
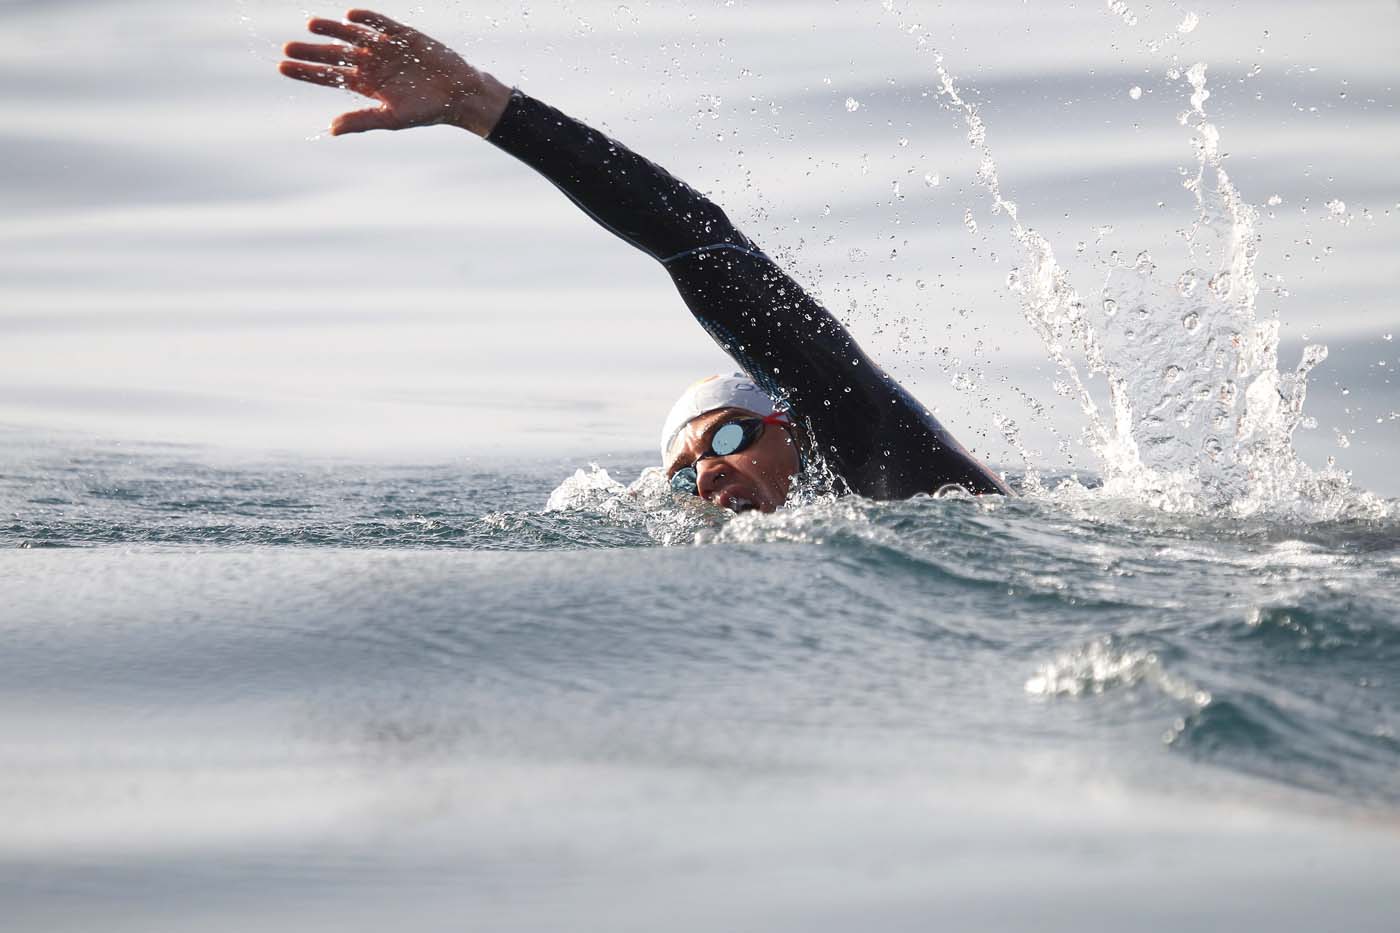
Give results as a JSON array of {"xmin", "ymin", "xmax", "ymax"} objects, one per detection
[
  {"xmin": 1025, "ymin": 636, "xmax": 1211, "ymax": 708},
  {"xmin": 543, "ymin": 464, "xmax": 720, "ymax": 545},
  {"xmin": 878, "ymin": 2, "xmax": 1385, "ymax": 520},
  {"xmin": 1077, "ymin": 62, "xmax": 1341, "ymax": 514}
]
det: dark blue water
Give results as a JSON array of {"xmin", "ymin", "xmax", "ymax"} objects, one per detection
[{"xmin": 4, "ymin": 430, "xmax": 1399, "ymax": 931}]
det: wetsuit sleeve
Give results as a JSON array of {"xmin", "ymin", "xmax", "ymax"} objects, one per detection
[
  {"xmin": 486, "ymin": 90, "xmax": 752, "ymax": 261},
  {"xmin": 487, "ymin": 90, "xmax": 1008, "ymax": 497}
]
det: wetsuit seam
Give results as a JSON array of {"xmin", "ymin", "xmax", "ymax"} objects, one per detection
[{"xmin": 660, "ymin": 243, "xmax": 768, "ymax": 265}]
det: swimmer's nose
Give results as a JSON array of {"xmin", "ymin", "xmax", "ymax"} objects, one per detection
[{"xmin": 694, "ymin": 457, "xmax": 732, "ymax": 502}]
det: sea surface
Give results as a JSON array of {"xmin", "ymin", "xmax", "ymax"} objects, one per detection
[
  {"xmin": 3, "ymin": 432, "xmax": 1400, "ymax": 930},
  {"xmin": 5, "ymin": 0, "xmax": 1400, "ymax": 928}
]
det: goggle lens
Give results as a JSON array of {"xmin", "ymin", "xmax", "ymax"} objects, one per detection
[
  {"xmin": 670, "ymin": 465, "xmax": 699, "ymax": 495},
  {"xmin": 710, "ymin": 421, "xmax": 750, "ymax": 457}
]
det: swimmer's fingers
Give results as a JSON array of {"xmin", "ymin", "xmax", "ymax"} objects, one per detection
[
  {"xmin": 346, "ymin": 9, "xmax": 411, "ymax": 36},
  {"xmin": 331, "ymin": 107, "xmax": 399, "ymax": 136},
  {"xmin": 283, "ymin": 41, "xmax": 362, "ymax": 67},
  {"xmin": 278, "ymin": 61, "xmax": 355, "ymax": 90},
  {"xmin": 307, "ymin": 17, "xmax": 377, "ymax": 46}
]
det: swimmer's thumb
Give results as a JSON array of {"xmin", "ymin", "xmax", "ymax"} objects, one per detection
[{"xmin": 331, "ymin": 108, "xmax": 399, "ymax": 136}]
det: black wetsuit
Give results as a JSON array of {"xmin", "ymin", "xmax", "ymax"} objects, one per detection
[{"xmin": 488, "ymin": 91, "xmax": 1009, "ymax": 498}]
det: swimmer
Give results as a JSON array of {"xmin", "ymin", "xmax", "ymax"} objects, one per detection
[{"xmin": 279, "ymin": 9, "xmax": 1012, "ymax": 512}]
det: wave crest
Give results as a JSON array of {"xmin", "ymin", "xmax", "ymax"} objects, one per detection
[{"xmin": 1025, "ymin": 637, "xmax": 1212, "ymax": 707}]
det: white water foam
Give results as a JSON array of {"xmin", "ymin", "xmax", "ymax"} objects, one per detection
[
  {"xmin": 543, "ymin": 464, "xmax": 725, "ymax": 544},
  {"xmin": 1025, "ymin": 636, "xmax": 1211, "ymax": 709}
]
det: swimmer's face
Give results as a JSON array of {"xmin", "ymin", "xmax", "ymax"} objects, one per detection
[{"xmin": 665, "ymin": 408, "xmax": 801, "ymax": 513}]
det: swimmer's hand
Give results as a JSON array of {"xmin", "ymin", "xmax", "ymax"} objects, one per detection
[{"xmin": 278, "ymin": 9, "xmax": 511, "ymax": 137}]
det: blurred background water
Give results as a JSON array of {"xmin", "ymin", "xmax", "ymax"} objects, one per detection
[
  {"xmin": 2, "ymin": 0, "xmax": 1396, "ymax": 483},
  {"xmin": 3, "ymin": 1, "xmax": 1400, "ymax": 929}
]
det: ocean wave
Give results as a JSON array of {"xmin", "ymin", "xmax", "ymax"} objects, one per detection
[{"xmin": 1167, "ymin": 691, "xmax": 1400, "ymax": 804}]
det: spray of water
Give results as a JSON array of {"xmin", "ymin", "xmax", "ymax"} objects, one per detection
[{"xmin": 879, "ymin": 1, "xmax": 1384, "ymax": 519}]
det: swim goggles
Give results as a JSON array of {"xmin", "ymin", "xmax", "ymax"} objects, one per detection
[{"xmin": 669, "ymin": 413, "xmax": 790, "ymax": 496}]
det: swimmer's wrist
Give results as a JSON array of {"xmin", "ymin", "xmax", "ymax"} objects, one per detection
[{"xmin": 450, "ymin": 73, "xmax": 513, "ymax": 137}]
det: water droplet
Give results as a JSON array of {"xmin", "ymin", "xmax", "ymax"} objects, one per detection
[
  {"xmin": 963, "ymin": 209, "xmax": 978, "ymax": 235},
  {"xmin": 1006, "ymin": 269, "xmax": 1021, "ymax": 290},
  {"xmin": 1183, "ymin": 312, "xmax": 1200, "ymax": 332},
  {"xmin": 1164, "ymin": 365, "xmax": 1182, "ymax": 382},
  {"xmin": 845, "ymin": 97, "xmax": 861, "ymax": 112},
  {"xmin": 1075, "ymin": 241, "xmax": 1087, "ymax": 253},
  {"xmin": 1134, "ymin": 250, "xmax": 1155, "ymax": 274},
  {"xmin": 1178, "ymin": 11, "xmax": 1199, "ymax": 34},
  {"xmin": 1267, "ymin": 194, "xmax": 1283, "ymax": 207},
  {"xmin": 1108, "ymin": 1, "xmax": 1138, "ymax": 26},
  {"xmin": 1177, "ymin": 271, "xmax": 1199, "ymax": 296},
  {"xmin": 897, "ymin": 136, "xmax": 909, "ymax": 147},
  {"xmin": 1129, "ymin": 85, "xmax": 1143, "ymax": 100},
  {"xmin": 1103, "ymin": 298, "xmax": 1119, "ymax": 317},
  {"xmin": 847, "ymin": 247, "xmax": 868, "ymax": 262}
]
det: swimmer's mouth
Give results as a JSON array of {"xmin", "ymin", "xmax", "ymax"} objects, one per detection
[{"xmin": 713, "ymin": 487, "xmax": 758, "ymax": 513}]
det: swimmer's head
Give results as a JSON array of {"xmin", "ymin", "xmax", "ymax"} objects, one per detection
[
  {"xmin": 661, "ymin": 375, "xmax": 800, "ymax": 513},
  {"xmin": 659, "ymin": 374, "xmax": 782, "ymax": 461}
]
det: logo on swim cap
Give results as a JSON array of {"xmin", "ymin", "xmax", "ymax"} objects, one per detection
[{"xmin": 660, "ymin": 373, "xmax": 781, "ymax": 462}]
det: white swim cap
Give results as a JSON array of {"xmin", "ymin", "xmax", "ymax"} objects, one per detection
[{"xmin": 660, "ymin": 374, "xmax": 781, "ymax": 462}]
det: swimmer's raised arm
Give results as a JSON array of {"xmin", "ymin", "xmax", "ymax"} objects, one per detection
[
  {"xmin": 279, "ymin": 10, "xmax": 1008, "ymax": 497},
  {"xmin": 279, "ymin": 9, "xmax": 510, "ymax": 137},
  {"xmin": 280, "ymin": 9, "xmax": 748, "ymax": 261}
]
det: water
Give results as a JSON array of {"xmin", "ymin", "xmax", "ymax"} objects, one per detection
[
  {"xmin": 4, "ymin": 436, "xmax": 1400, "ymax": 928},
  {"xmin": 6, "ymin": 0, "xmax": 1400, "ymax": 927}
]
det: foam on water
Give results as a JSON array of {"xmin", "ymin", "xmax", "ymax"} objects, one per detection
[
  {"xmin": 1024, "ymin": 636, "xmax": 1212, "ymax": 709},
  {"xmin": 541, "ymin": 463, "xmax": 721, "ymax": 545}
]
